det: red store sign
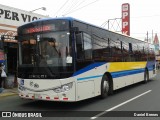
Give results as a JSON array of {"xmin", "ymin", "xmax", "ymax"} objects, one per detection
[{"xmin": 122, "ymin": 3, "xmax": 130, "ymax": 36}]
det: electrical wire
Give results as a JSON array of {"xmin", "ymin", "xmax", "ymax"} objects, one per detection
[
  {"xmin": 63, "ymin": 0, "xmax": 101, "ymax": 16},
  {"xmin": 54, "ymin": 0, "xmax": 70, "ymax": 16},
  {"xmin": 63, "ymin": 0, "xmax": 86, "ymax": 16},
  {"xmin": 61, "ymin": 0, "xmax": 79, "ymax": 16}
]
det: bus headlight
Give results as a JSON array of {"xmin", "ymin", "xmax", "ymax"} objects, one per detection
[{"xmin": 53, "ymin": 82, "xmax": 73, "ymax": 93}]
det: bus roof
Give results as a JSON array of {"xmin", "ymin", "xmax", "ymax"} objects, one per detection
[
  {"xmin": 18, "ymin": 17, "xmax": 152, "ymax": 45},
  {"xmin": 18, "ymin": 17, "xmax": 76, "ymax": 27}
]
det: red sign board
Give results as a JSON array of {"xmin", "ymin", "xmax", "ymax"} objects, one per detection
[
  {"xmin": 122, "ymin": 3, "xmax": 130, "ymax": 35},
  {"xmin": 25, "ymin": 25, "xmax": 53, "ymax": 34}
]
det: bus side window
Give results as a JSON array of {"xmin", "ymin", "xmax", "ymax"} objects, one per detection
[
  {"xmin": 83, "ymin": 33, "xmax": 92, "ymax": 59},
  {"xmin": 76, "ymin": 32, "xmax": 84, "ymax": 59},
  {"xmin": 122, "ymin": 42, "xmax": 130, "ymax": 62},
  {"xmin": 76, "ymin": 32, "xmax": 92, "ymax": 60}
]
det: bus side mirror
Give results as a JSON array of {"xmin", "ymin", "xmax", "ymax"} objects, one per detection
[{"xmin": 66, "ymin": 56, "xmax": 72, "ymax": 64}]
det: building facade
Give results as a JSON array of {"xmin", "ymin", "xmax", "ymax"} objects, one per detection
[{"xmin": 0, "ymin": 4, "xmax": 49, "ymax": 74}]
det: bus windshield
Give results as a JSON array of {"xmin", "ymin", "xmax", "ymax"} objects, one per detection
[
  {"xmin": 19, "ymin": 31, "xmax": 71, "ymax": 67},
  {"xmin": 17, "ymin": 19, "xmax": 74, "ymax": 79},
  {"xmin": 18, "ymin": 31, "xmax": 73, "ymax": 79}
]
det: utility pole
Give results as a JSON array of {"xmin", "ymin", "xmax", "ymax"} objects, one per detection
[{"xmin": 147, "ymin": 31, "xmax": 149, "ymax": 61}]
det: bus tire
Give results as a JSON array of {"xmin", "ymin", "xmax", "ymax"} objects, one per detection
[
  {"xmin": 144, "ymin": 69, "xmax": 149, "ymax": 83},
  {"xmin": 100, "ymin": 75, "xmax": 109, "ymax": 99}
]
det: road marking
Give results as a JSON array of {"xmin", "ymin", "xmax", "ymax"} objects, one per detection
[{"xmin": 91, "ymin": 90, "xmax": 152, "ymax": 119}]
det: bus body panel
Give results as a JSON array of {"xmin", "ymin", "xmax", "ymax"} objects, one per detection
[
  {"xmin": 112, "ymin": 72, "xmax": 144, "ymax": 90},
  {"xmin": 18, "ymin": 78, "xmax": 76, "ymax": 101},
  {"xmin": 108, "ymin": 62, "xmax": 147, "ymax": 72},
  {"xmin": 18, "ymin": 61, "xmax": 156, "ymax": 102},
  {"xmin": 75, "ymin": 63, "xmax": 108, "ymax": 100},
  {"xmin": 75, "ymin": 61, "xmax": 156, "ymax": 96},
  {"xmin": 77, "ymin": 80, "xmax": 95, "ymax": 101}
]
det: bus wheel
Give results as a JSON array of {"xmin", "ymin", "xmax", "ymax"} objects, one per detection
[
  {"xmin": 100, "ymin": 75, "xmax": 109, "ymax": 99},
  {"xmin": 144, "ymin": 69, "xmax": 149, "ymax": 83}
]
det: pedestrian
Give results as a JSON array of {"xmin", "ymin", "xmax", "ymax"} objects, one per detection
[{"xmin": 0, "ymin": 63, "xmax": 7, "ymax": 92}]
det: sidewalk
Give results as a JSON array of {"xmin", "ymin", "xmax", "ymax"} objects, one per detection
[
  {"xmin": 0, "ymin": 87, "xmax": 18, "ymax": 98},
  {"xmin": 0, "ymin": 74, "xmax": 18, "ymax": 98}
]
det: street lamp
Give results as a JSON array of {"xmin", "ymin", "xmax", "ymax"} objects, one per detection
[{"xmin": 30, "ymin": 7, "xmax": 46, "ymax": 12}]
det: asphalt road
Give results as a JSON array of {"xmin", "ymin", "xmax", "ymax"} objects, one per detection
[{"xmin": 0, "ymin": 71, "xmax": 160, "ymax": 120}]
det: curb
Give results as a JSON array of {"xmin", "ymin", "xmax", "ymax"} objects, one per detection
[
  {"xmin": 0, "ymin": 88, "xmax": 18, "ymax": 98},
  {"xmin": 0, "ymin": 92, "xmax": 18, "ymax": 98}
]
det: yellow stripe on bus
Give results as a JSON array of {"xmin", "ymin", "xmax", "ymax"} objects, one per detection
[{"xmin": 108, "ymin": 62, "xmax": 147, "ymax": 72}]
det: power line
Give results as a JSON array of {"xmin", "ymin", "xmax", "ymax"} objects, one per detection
[
  {"xmin": 63, "ymin": 0, "xmax": 86, "ymax": 16},
  {"xmin": 54, "ymin": 0, "xmax": 70, "ymax": 16},
  {"xmin": 62, "ymin": 0, "xmax": 80, "ymax": 16},
  {"xmin": 132, "ymin": 14, "xmax": 160, "ymax": 18},
  {"xmin": 63, "ymin": 0, "xmax": 101, "ymax": 16}
]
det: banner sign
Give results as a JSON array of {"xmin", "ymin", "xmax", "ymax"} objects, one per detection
[
  {"xmin": 0, "ymin": 4, "xmax": 48, "ymax": 27},
  {"xmin": 122, "ymin": 3, "xmax": 130, "ymax": 36},
  {"xmin": 0, "ymin": 4, "xmax": 49, "ymax": 42}
]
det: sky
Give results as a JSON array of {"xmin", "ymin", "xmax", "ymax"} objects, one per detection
[{"xmin": 1, "ymin": 0, "xmax": 160, "ymax": 41}]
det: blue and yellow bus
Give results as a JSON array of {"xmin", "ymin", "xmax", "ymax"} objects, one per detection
[{"xmin": 17, "ymin": 17, "xmax": 156, "ymax": 101}]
